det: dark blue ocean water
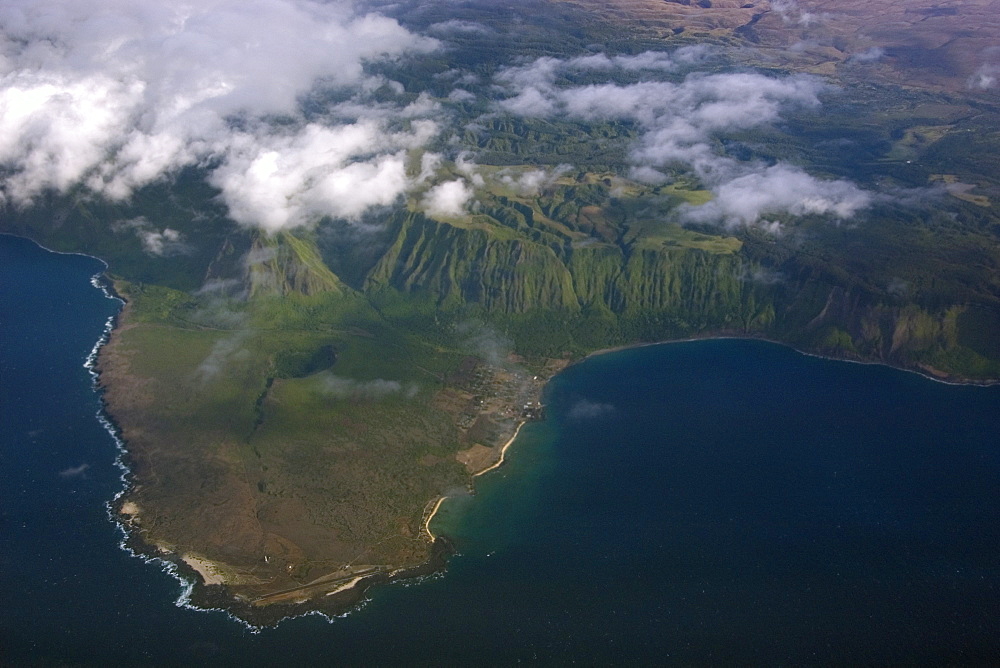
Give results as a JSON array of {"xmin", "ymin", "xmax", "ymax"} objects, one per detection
[{"xmin": 3, "ymin": 232, "xmax": 1000, "ymax": 665}]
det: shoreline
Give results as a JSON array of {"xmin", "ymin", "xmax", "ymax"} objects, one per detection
[
  {"xmin": 16, "ymin": 222, "xmax": 991, "ymax": 627},
  {"xmin": 474, "ymin": 420, "xmax": 527, "ymax": 477},
  {"xmin": 181, "ymin": 554, "xmax": 227, "ymax": 586},
  {"xmin": 424, "ymin": 419, "xmax": 529, "ymax": 542},
  {"xmin": 583, "ymin": 332, "xmax": 1000, "ymax": 389},
  {"xmin": 88, "ymin": 283, "xmax": 999, "ymax": 627},
  {"xmin": 0, "ymin": 232, "xmax": 114, "ymax": 270},
  {"xmin": 414, "ymin": 332, "xmax": 978, "ymax": 597},
  {"xmin": 15, "ymin": 224, "xmax": 984, "ymax": 629},
  {"xmin": 423, "ymin": 496, "xmax": 448, "ymax": 541}
]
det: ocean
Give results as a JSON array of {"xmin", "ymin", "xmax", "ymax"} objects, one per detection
[{"xmin": 2, "ymin": 232, "xmax": 999, "ymax": 665}]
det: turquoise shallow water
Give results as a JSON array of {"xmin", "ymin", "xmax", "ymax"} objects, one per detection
[{"xmin": 3, "ymin": 232, "xmax": 1000, "ymax": 665}]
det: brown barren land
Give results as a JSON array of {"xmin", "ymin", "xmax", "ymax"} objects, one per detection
[{"xmin": 554, "ymin": 0, "xmax": 1000, "ymax": 92}]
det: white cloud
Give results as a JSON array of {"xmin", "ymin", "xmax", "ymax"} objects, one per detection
[
  {"xmin": 681, "ymin": 164, "xmax": 872, "ymax": 229},
  {"xmin": 426, "ymin": 19, "xmax": 492, "ymax": 36},
  {"xmin": 0, "ymin": 0, "xmax": 440, "ymax": 229},
  {"xmin": 887, "ymin": 277, "xmax": 910, "ymax": 297},
  {"xmin": 499, "ymin": 165, "xmax": 571, "ymax": 196},
  {"xmin": 455, "ymin": 152, "xmax": 478, "ymax": 177},
  {"xmin": 422, "ymin": 179, "xmax": 472, "ymax": 218},
  {"xmin": 59, "ymin": 463, "xmax": 90, "ymax": 479},
  {"xmin": 849, "ymin": 47, "xmax": 885, "ymax": 63},
  {"xmin": 0, "ymin": 75, "xmax": 144, "ymax": 202},
  {"xmin": 568, "ymin": 399, "xmax": 615, "ymax": 420},
  {"xmin": 417, "ymin": 152, "xmax": 444, "ymax": 184},
  {"xmin": 629, "ymin": 166, "xmax": 669, "ymax": 185},
  {"xmin": 968, "ymin": 63, "xmax": 999, "ymax": 90},
  {"xmin": 447, "ymin": 88, "xmax": 476, "ymax": 103},
  {"xmin": 454, "ymin": 319, "xmax": 512, "ymax": 366},
  {"xmin": 966, "ymin": 47, "xmax": 1000, "ymax": 90},
  {"xmin": 316, "ymin": 372, "xmax": 418, "ymax": 399},
  {"xmin": 736, "ymin": 264, "xmax": 784, "ymax": 285},
  {"xmin": 196, "ymin": 331, "xmax": 251, "ymax": 382},
  {"xmin": 113, "ymin": 216, "xmax": 191, "ymax": 255},
  {"xmin": 139, "ymin": 227, "xmax": 188, "ymax": 256},
  {"xmin": 771, "ymin": 0, "xmax": 828, "ymax": 27},
  {"xmin": 453, "ymin": 152, "xmax": 485, "ymax": 186},
  {"xmin": 496, "ymin": 46, "xmax": 714, "ymax": 93},
  {"xmin": 495, "ymin": 54, "xmax": 873, "ymax": 229},
  {"xmin": 500, "ymin": 86, "xmax": 558, "ymax": 118},
  {"xmin": 211, "ymin": 119, "xmax": 437, "ymax": 231}
]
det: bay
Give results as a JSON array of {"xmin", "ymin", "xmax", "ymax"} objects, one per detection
[{"xmin": 2, "ymin": 232, "xmax": 999, "ymax": 665}]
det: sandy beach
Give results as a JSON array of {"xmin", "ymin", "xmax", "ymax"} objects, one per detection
[
  {"xmin": 324, "ymin": 575, "xmax": 367, "ymax": 597},
  {"xmin": 424, "ymin": 420, "xmax": 528, "ymax": 541},
  {"xmin": 181, "ymin": 554, "xmax": 227, "ymax": 586},
  {"xmin": 474, "ymin": 421, "xmax": 526, "ymax": 478},
  {"xmin": 423, "ymin": 496, "xmax": 447, "ymax": 541}
]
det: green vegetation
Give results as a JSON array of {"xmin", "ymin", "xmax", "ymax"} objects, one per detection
[
  {"xmin": 3, "ymin": 0, "xmax": 1000, "ymax": 624},
  {"xmin": 103, "ymin": 272, "xmax": 472, "ymax": 590}
]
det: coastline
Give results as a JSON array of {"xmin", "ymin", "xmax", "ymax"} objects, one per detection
[
  {"xmin": 424, "ymin": 496, "xmax": 448, "ymax": 541},
  {"xmin": 83, "ymin": 270, "xmax": 1000, "ymax": 628},
  {"xmin": 0, "ymin": 232, "xmax": 114, "ymax": 266},
  {"xmin": 181, "ymin": 554, "xmax": 227, "ymax": 586},
  {"xmin": 424, "ymin": 419, "xmax": 529, "ymax": 543},
  {"xmin": 97, "ymin": 320, "xmax": 998, "ymax": 625},
  {"xmin": 12, "ymin": 226, "xmax": 993, "ymax": 628},
  {"xmin": 89, "ymin": 268, "xmax": 463, "ymax": 628},
  {"xmin": 583, "ymin": 332, "xmax": 1000, "ymax": 389},
  {"xmin": 473, "ymin": 420, "xmax": 526, "ymax": 478}
]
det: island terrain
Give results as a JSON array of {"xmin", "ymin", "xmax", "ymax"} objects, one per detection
[{"xmin": 1, "ymin": 0, "xmax": 999, "ymax": 624}]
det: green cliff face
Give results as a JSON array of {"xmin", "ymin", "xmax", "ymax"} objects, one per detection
[
  {"xmin": 246, "ymin": 232, "xmax": 347, "ymax": 298},
  {"xmin": 366, "ymin": 211, "xmax": 760, "ymax": 319},
  {"xmin": 359, "ymin": 208, "xmax": 782, "ymax": 359},
  {"xmin": 791, "ymin": 287, "xmax": 1000, "ymax": 379},
  {"xmin": 365, "ymin": 212, "xmax": 578, "ymax": 312},
  {"xmin": 349, "ymin": 201, "xmax": 999, "ymax": 381},
  {"xmin": 618, "ymin": 248, "xmax": 742, "ymax": 319}
]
